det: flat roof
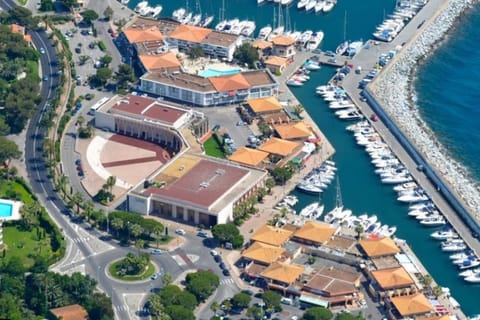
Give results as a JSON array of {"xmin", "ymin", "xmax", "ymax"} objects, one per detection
[
  {"xmin": 305, "ymin": 271, "xmax": 359, "ymax": 297},
  {"xmin": 202, "ymin": 30, "xmax": 239, "ymax": 47},
  {"xmin": 108, "ymin": 95, "xmax": 188, "ymax": 125},
  {"xmin": 142, "ymin": 72, "xmax": 216, "ymax": 92},
  {"xmin": 145, "ymin": 158, "xmax": 250, "ymax": 209}
]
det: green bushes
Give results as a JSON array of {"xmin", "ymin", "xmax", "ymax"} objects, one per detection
[{"xmin": 97, "ymin": 40, "xmax": 106, "ymax": 51}]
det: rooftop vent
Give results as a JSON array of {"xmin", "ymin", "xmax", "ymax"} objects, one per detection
[
  {"xmin": 200, "ymin": 181, "xmax": 209, "ymax": 188},
  {"xmin": 215, "ymin": 168, "xmax": 225, "ymax": 175}
]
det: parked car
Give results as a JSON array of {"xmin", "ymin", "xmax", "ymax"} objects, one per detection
[
  {"xmin": 219, "ymin": 262, "xmax": 226, "ymax": 270},
  {"xmin": 175, "ymin": 228, "xmax": 186, "ymax": 235},
  {"xmin": 197, "ymin": 230, "xmax": 208, "ymax": 238},
  {"xmin": 151, "ymin": 273, "xmax": 159, "ymax": 280},
  {"xmin": 222, "ymin": 269, "xmax": 230, "ymax": 276},
  {"xmin": 151, "ymin": 249, "xmax": 162, "ymax": 255},
  {"xmin": 210, "ymin": 250, "xmax": 219, "ymax": 256},
  {"xmin": 214, "ymin": 255, "xmax": 222, "ymax": 263}
]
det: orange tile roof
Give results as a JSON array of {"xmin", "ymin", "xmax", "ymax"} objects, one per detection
[
  {"xmin": 271, "ymin": 35, "xmax": 295, "ymax": 46},
  {"xmin": 417, "ymin": 316, "xmax": 451, "ymax": 320},
  {"xmin": 139, "ymin": 52, "xmax": 181, "ymax": 71},
  {"xmin": 209, "ymin": 73, "xmax": 251, "ymax": 92},
  {"xmin": 251, "ymin": 225, "xmax": 293, "ymax": 246},
  {"xmin": 50, "ymin": 304, "xmax": 88, "ymax": 320},
  {"xmin": 264, "ymin": 55, "xmax": 288, "ymax": 67},
  {"xmin": 252, "ymin": 40, "xmax": 273, "ymax": 49},
  {"xmin": 11, "ymin": 24, "xmax": 23, "ymax": 34},
  {"xmin": 258, "ymin": 137, "xmax": 300, "ymax": 157},
  {"xmin": 123, "ymin": 26, "xmax": 163, "ymax": 43},
  {"xmin": 371, "ymin": 267, "xmax": 415, "ymax": 290},
  {"xmin": 358, "ymin": 237, "xmax": 400, "ymax": 258},
  {"xmin": 24, "ymin": 34, "xmax": 32, "ymax": 43},
  {"xmin": 261, "ymin": 261, "xmax": 304, "ymax": 284},
  {"xmin": 293, "ymin": 221, "xmax": 336, "ymax": 244},
  {"xmin": 228, "ymin": 147, "xmax": 269, "ymax": 167},
  {"xmin": 242, "ymin": 241, "xmax": 285, "ymax": 264},
  {"xmin": 390, "ymin": 293, "xmax": 433, "ymax": 317},
  {"xmin": 168, "ymin": 24, "xmax": 212, "ymax": 43},
  {"xmin": 274, "ymin": 121, "xmax": 312, "ymax": 140},
  {"xmin": 247, "ymin": 96, "xmax": 283, "ymax": 114}
]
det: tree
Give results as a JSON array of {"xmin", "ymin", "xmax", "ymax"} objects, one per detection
[
  {"xmin": 86, "ymin": 292, "xmax": 114, "ymax": 320},
  {"xmin": 175, "ymin": 291, "xmax": 197, "ymax": 310},
  {"xmin": 185, "ymin": 271, "xmax": 220, "ymax": 301},
  {"xmin": 432, "ymin": 285, "xmax": 443, "ymax": 298},
  {"xmin": 103, "ymin": 6, "xmax": 114, "ymax": 21},
  {"xmin": 212, "ymin": 223, "xmax": 241, "ymax": 246},
  {"xmin": 135, "ymin": 239, "xmax": 145, "ymax": 256},
  {"xmin": 302, "ymin": 307, "xmax": 333, "ymax": 320},
  {"xmin": 266, "ymin": 177, "xmax": 275, "ymax": 193},
  {"xmin": 334, "ymin": 313, "xmax": 365, "ymax": 320},
  {"xmin": 101, "ymin": 54, "xmax": 113, "ymax": 66},
  {"xmin": 81, "ymin": 9, "xmax": 99, "ymax": 24},
  {"xmin": 262, "ymin": 290, "xmax": 282, "ymax": 312},
  {"xmin": 106, "ymin": 175, "xmax": 117, "ymax": 194},
  {"xmin": 210, "ymin": 301, "xmax": 220, "ymax": 314},
  {"xmin": 188, "ymin": 46, "xmax": 204, "ymax": 59},
  {"xmin": 422, "ymin": 274, "xmax": 433, "ymax": 287},
  {"xmin": 165, "ymin": 305, "xmax": 195, "ymax": 320},
  {"xmin": 246, "ymin": 305, "xmax": 264, "ymax": 320},
  {"xmin": 129, "ymin": 223, "xmax": 143, "ymax": 241},
  {"xmin": 110, "ymin": 217, "xmax": 124, "ymax": 237},
  {"xmin": 79, "ymin": 55, "xmax": 90, "ymax": 65},
  {"xmin": 232, "ymin": 292, "xmax": 251, "ymax": 309},
  {"xmin": 234, "ymin": 43, "xmax": 259, "ymax": 68},
  {"xmin": 71, "ymin": 192, "xmax": 84, "ymax": 216},
  {"xmin": 148, "ymin": 294, "xmax": 171, "ymax": 320},
  {"xmin": 159, "ymin": 285, "xmax": 183, "ymax": 307},
  {"xmin": 0, "ymin": 118, "xmax": 10, "ymax": 135},
  {"xmin": 0, "ymin": 136, "xmax": 21, "ymax": 164},
  {"xmin": 162, "ymin": 273, "xmax": 173, "ymax": 286},
  {"xmin": 354, "ymin": 224, "xmax": 364, "ymax": 240},
  {"xmin": 59, "ymin": 0, "xmax": 77, "ymax": 9},
  {"xmin": 91, "ymin": 67, "xmax": 112, "ymax": 86},
  {"xmin": 115, "ymin": 63, "xmax": 136, "ymax": 89}
]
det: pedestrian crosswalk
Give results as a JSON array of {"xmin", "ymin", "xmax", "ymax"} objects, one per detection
[
  {"xmin": 220, "ymin": 278, "xmax": 234, "ymax": 285},
  {"xmin": 114, "ymin": 305, "xmax": 128, "ymax": 312},
  {"xmin": 72, "ymin": 237, "xmax": 90, "ymax": 243}
]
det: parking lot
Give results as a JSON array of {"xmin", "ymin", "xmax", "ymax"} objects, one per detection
[{"xmin": 202, "ymin": 106, "xmax": 256, "ymax": 151}]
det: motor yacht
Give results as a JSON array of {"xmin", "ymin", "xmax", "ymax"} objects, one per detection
[
  {"xmin": 297, "ymin": 0, "xmax": 309, "ymax": 9},
  {"xmin": 464, "ymin": 273, "xmax": 480, "ymax": 283},
  {"xmin": 172, "ymin": 7, "xmax": 186, "ymax": 21},
  {"xmin": 449, "ymin": 251, "xmax": 474, "ymax": 260},
  {"xmin": 431, "ymin": 229, "xmax": 459, "ymax": 240},
  {"xmin": 189, "ymin": 14, "xmax": 202, "ymax": 26},
  {"xmin": 300, "ymin": 202, "xmax": 319, "ymax": 218},
  {"xmin": 419, "ymin": 215, "xmax": 446, "ymax": 227},
  {"xmin": 296, "ymin": 182, "xmax": 323, "ymax": 194},
  {"xmin": 305, "ymin": 0, "xmax": 317, "ymax": 11},
  {"xmin": 393, "ymin": 182, "xmax": 418, "ymax": 192},
  {"xmin": 257, "ymin": 25, "xmax": 272, "ymax": 40},
  {"xmin": 458, "ymin": 259, "xmax": 480, "ymax": 270},
  {"xmin": 323, "ymin": 0, "xmax": 335, "ymax": 12},
  {"xmin": 241, "ymin": 20, "xmax": 256, "ymax": 37},
  {"xmin": 306, "ymin": 31, "xmax": 324, "ymax": 50},
  {"xmin": 135, "ymin": 1, "xmax": 149, "ymax": 13},
  {"xmin": 268, "ymin": 26, "xmax": 285, "ymax": 41},
  {"xmin": 215, "ymin": 20, "xmax": 228, "ymax": 31},
  {"xmin": 441, "ymin": 242, "xmax": 467, "ymax": 252},
  {"xmin": 397, "ymin": 188, "xmax": 429, "ymax": 203},
  {"xmin": 381, "ymin": 174, "xmax": 412, "ymax": 184},
  {"xmin": 283, "ymin": 195, "xmax": 299, "ymax": 207},
  {"xmin": 459, "ymin": 268, "xmax": 480, "ymax": 278},
  {"xmin": 314, "ymin": 0, "xmax": 325, "ymax": 13},
  {"xmin": 200, "ymin": 15, "xmax": 215, "ymax": 27}
]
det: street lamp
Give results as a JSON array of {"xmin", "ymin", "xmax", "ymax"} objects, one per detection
[{"xmin": 106, "ymin": 196, "xmax": 110, "ymax": 235}]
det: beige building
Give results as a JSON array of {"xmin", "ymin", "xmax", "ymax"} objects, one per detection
[{"xmin": 271, "ymin": 35, "xmax": 296, "ymax": 58}]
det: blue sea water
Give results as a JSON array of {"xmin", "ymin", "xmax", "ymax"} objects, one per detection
[{"xmin": 129, "ymin": 0, "xmax": 480, "ymax": 315}]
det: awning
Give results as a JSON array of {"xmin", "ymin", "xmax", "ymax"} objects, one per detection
[{"xmin": 299, "ymin": 294, "xmax": 329, "ymax": 308}]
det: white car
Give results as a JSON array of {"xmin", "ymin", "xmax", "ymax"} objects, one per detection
[{"xmin": 175, "ymin": 228, "xmax": 186, "ymax": 235}]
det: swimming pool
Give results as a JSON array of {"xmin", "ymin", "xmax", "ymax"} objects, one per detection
[
  {"xmin": 199, "ymin": 68, "xmax": 242, "ymax": 78},
  {"xmin": 0, "ymin": 201, "xmax": 13, "ymax": 218}
]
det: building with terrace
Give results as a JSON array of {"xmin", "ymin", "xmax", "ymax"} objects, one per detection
[
  {"xmin": 260, "ymin": 261, "xmax": 305, "ymax": 294},
  {"xmin": 139, "ymin": 69, "xmax": 278, "ymax": 107},
  {"xmin": 370, "ymin": 266, "xmax": 417, "ymax": 298},
  {"xmin": 388, "ymin": 293, "xmax": 434, "ymax": 319},
  {"xmin": 271, "ymin": 35, "xmax": 296, "ymax": 59},
  {"xmin": 358, "ymin": 237, "xmax": 401, "ymax": 259}
]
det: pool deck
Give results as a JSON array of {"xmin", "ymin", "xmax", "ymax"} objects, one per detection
[{"xmin": 0, "ymin": 199, "xmax": 22, "ymax": 221}]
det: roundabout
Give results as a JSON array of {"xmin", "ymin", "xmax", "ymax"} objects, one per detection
[{"xmin": 107, "ymin": 255, "xmax": 158, "ymax": 282}]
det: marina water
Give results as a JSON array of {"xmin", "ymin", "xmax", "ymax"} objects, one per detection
[{"xmin": 129, "ymin": 0, "xmax": 480, "ymax": 315}]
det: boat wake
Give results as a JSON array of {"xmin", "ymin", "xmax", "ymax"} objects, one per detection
[{"xmin": 371, "ymin": 0, "xmax": 480, "ymax": 215}]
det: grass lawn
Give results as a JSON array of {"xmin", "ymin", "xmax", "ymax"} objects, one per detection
[
  {"xmin": 2, "ymin": 225, "xmax": 53, "ymax": 268},
  {"xmin": 26, "ymin": 60, "xmax": 39, "ymax": 80},
  {"xmin": 17, "ymin": 0, "xmax": 27, "ymax": 4},
  {"xmin": 0, "ymin": 180, "xmax": 34, "ymax": 205},
  {"xmin": 203, "ymin": 136, "xmax": 226, "ymax": 158},
  {"xmin": 109, "ymin": 260, "xmax": 156, "ymax": 281},
  {"xmin": 151, "ymin": 235, "xmax": 174, "ymax": 248}
]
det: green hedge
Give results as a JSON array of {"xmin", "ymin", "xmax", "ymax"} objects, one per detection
[
  {"xmin": 57, "ymin": 114, "xmax": 71, "ymax": 136},
  {"xmin": 97, "ymin": 40, "xmax": 106, "ymax": 51}
]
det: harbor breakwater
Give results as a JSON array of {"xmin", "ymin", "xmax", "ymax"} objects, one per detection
[{"xmin": 371, "ymin": 0, "xmax": 480, "ymax": 225}]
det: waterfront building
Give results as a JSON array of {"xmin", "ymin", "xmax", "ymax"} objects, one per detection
[
  {"xmin": 242, "ymin": 241, "xmax": 286, "ymax": 265},
  {"xmin": 291, "ymin": 221, "xmax": 337, "ymax": 246},
  {"xmin": 264, "ymin": 55, "xmax": 289, "ymax": 74},
  {"xmin": 271, "ymin": 35, "xmax": 296, "ymax": 59},
  {"xmin": 260, "ymin": 261, "xmax": 305, "ymax": 293},
  {"xmin": 273, "ymin": 121, "xmax": 314, "ymax": 141},
  {"xmin": 139, "ymin": 69, "xmax": 279, "ymax": 107},
  {"xmin": 251, "ymin": 40, "xmax": 273, "ymax": 59},
  {"xmin": 258, "ymin": 137, "xmax": 303, "ymax": 167},
  {"xmin": 246, "ymin": 96, "xmax": 284, "ymax": 116},
  {"xmin": 358, "ymin": 237, "xmax": 401, "ymax": 258},
  {"xmin": 128, "ymin": 154, "xmax": 268, "ymax": 226},
  {"xmin": 389, "ymin": 293, "xmax": 434, "ymax": 319},
  {"xmin": 369, "ymin": 267, "xmax": 417, "ymax": 298},
  {"xmin": 228, "ymin": 147, "xmax": 270, "ymax": 168},
  {"xmin": 250, "ymin": 225, "xmax": 294, "ymax": 246}
]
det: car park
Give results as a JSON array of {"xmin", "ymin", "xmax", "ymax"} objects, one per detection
[
  {"xmin": 151, "ymin": 249, "xmax": 162, "ymax": 255},
  {"xmin": 175, "ymin": 228, "xmax": 186, "ymax": 235}
]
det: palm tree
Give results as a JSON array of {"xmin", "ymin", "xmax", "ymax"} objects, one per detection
[
  {"xmin": 129, "ymin": 223, "xmax": 143, "ymax": 241},
  {"xmin": 56, "ymin": 174, "xmax": 68, "ymax": 198},
  {"xmin": 83, "ymin": 201, "xmax": 94, "ymax": 221},
  {"xmin": 265, "ymin": 178, "xmax": 275, "ymax": 194},
  {"xmin": 110, "ymin": 218, "xmax": 124, "ymax": 237},
  {"xmin": 135, "ymin": 239, "xmax": 144, "ymax": 256},
  {"xmin": 71, "ymin": 192, "xmax": 84, "ymax": 216},
  {"xmin": 354, "ymin": 225, "xmax": 364, "ymax": 240},
  {"xmin": 77, "ymin": 115, "xmax": 85, "ymax": 128},
  {"xmin": 152, "ymin": 224, "xmax": 163, "ymax": 248},
  {"xmin": 106, "ymin": 176, "xmax": 116, "ymax": 194},
  {"xmin": 162, "ymin": 272, "xmax": 173, "ymax": 286},
  {"xmin": 210, "ymin": 301, "xmax": 220, "ymax": 314}
]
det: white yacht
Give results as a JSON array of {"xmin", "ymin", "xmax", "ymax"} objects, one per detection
[
  {"xmin": 419, "ymin": 215, "xmax": 446, "ymax": 227},
  {"xmin": 297, "ymin": 182, "xmax": 323, "ymax": 194},
  {"xmin": 441, "ymin": 242, "xmax": 467, "ymax": 252},
  {"xmin": 257, "ymin": 0, "xmax": 265, "ymax": 4},
  {"xmin": 287, "ymin": 78, "xmax": 304, "ymax": 87},
  {"xmin": 189, "ymin": 14, "xmax": 202, "ymax": 26},
  {"xmin": 464, "ymin": 273, "xmax": 480, "ymax": 283},
  {"xmin": 297, "ymin": 0, "xmax": 309, "ymax": 9},
  {"xmin": 314, "ymin": 0, "xmax": 325, "ymax": 13},
  {"xmin": 268, "ymin": 26, "xmax": 285, "ymax": 41},
  {"xmin": 381, "ymin": 174, "xmax": 413, "ymax": 184},
  {"xmin": 305, "ymin": 61, "xmax": 321, "ymax": 70},
  {"xmin": 135, "ymin": 1, "xmax": 149, "ymax": 13},
  {"xmin": 312, "ymin": 205, "xmax": 325, "ymax": 219},
  {"xmin": 200, "ymin": 15, "xmax": 215, "ymax": 27},
  {"xmin": 323, "ymin": 0, "xmax": 335, "ymax": 12},
  {"xmin": 241, "ymin": 20, "xmax": 257, "ymax": 37},
  {"xmin": 450, "ymin": 252, "xmax": 474, "ymax": 260},
  {"xmin": 222, "ymin": 18, "xmax": 240, "ymax": 33},
  {"xmin": 431, "ymin": 229, "xmax": 458, "ymax": 240},
  {"xmin": 180, "ymin": 12, "xmax": 193, "ymax": 24},
  {"xmin": 281, "ymin": 0, "xmax": 294, "ymax": 5},
  {"xmin": 300, "ymin": 202, "xmax": 319, "ymax": 218},
  {"xmin": 306, "ymin": 31, "xmax": 324, "ymax": 50},
  {"xmin": 297, "ymin": 30, "xmax": 313, "ymax": 47},
  {"xmin": 230, "ymin": 20, "xmax": 246, "ymax": 35},
  {"xmin": 257, "ymin": 25, "xmax": 273, "ymax": 40},
  {"xmin": 459, "ymin": 268, "xmax": 480, "ymax": 278},
  {"xmin": 215, "ymin": 20, "xmax": 228, "ymax": 31},
  {"xmin": 458, "ymin": 259, "xmax": 480, "ymax": 270},
  {"xmin": 146, "ymin": 5, "xmax": 162, "ymax": 18},
  {"xmin": 393, "ymin": 182, "xmax": 418, "ymax": 192},
  {"xmin": 172, "ymin": 7, "xmax": 186, "ymax": 21},
  {"xmin": 397, "ymin": 189, "xmax": 429, "ymax": 203},
  {"xmin": 305, "ymin": 0, "xmax": 317, "ymax": 11},
  {"xmin": 283, "ymin": 195, "xmax": 299, "ymax": 207}
]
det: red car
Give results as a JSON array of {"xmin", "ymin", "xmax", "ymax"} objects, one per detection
[{"xmin": 370, "ymin": 113, "xmax": 378, "ymax": 122}]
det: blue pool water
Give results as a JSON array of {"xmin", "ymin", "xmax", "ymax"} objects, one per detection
[
  {"xmin": 0, "ymin": 202, "xmax": 13, "ymax": 218},
  {"xmin": 199, "ymin": 68, "xmax": 242, "ymax": 78}
]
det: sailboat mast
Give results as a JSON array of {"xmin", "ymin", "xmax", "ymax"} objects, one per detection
[
  {"xmin": 335, "ymin": 175, "xmax": 343, "ymax": 208},
  {"xmin": 343, "ymin": 10, "xmax": 347, "ymax": 42},
  {"xmin": 278, "ymin": 3, "xmax": 283, "ymax": 28}
]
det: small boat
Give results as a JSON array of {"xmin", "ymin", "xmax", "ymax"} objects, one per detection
[
  {"xmin": 305, "ymin": 61, "xmax": 321, "ymax": 70},
  {"xmin": 268, "ymin": 26, "xmax": 285, "ymax": 41},
  {"xmin": 397, "ymin": 189, "xmax": 429, "ymax": 203},
  {"xmin": 300, "ymin": 202, "xmax": 319, "ymax": 218},
  {"xmin": 459, "ymin": 268, "xmax": 480, "ymax": 278},
  {"xmin": 172, "ymin": 7, "xmax": 186, "ymax": 21},
  {"xmin": 458, "ymin": 259, "xmax": 480, "ymax": 270},
  {"xmin": 305, "ymin": 0, "xmax": 317, "ymax": 11},
  {"xmin": 287, "ymin": 79, "xmax": 304, "ymax": 87},
  {"xmin": 257, "ymin": 25, "xmax": 272, "ymax": 40},
  {"xmin": 312, "ymin": 205, "xmax": 325, "ymax": 219},
  {"xmin": 453, "ymin": 254, "xmax": 478, "ymax": 265},
  {"xmin": 419, "ymin": 215, "xmax": 446, "ymax": 226},
  {"xmin": 189, "ymin": 14, "xmax": 202, "ymax": 26},
  {"xmin": 147, "ymin": 5, "xmax": 163, "ymax": 18},
  {"xmin": 314, "ymin": 0, "xmax": 325, "ymax": 13},
  {"xmin": 297, "ymin": 0, "xmax": 309, "ymax": 9},
  {"xmin": 215, "ymin": 20, "xmax": 228, "ymax": 31},
  {"xmin": 305, "ymin": 31, "xmax": 324, "ymax": 50},
  {"xmin": 336, "ymin": 40, "xmax": 349, "ymax": 55},
  {"xmin": 381, "ymin": 174, "xmax": 413, "ymax": 184},
  {"xmin": 283, "ymin": 195, "xmax": 299, "ymax": 207},
  {"xmin": 135, "ymin": 0, "xmax": 149, "ymax": 13},
  {"xmin": 296, "ymin": 182, "xmax": 323, "ymax": 194},
  {"xmin": 409, "ymin": 201, "xmax": 435, "ymax": 211},
  {"xmin": 257, "ymin": 0, "xmax": 265, "ymax": 4},
  {"xmin": 393, "ymin": 182, "xmax": 418, "ymax": 192},
  {"xmin": 241, "ymin": 20, "xmax": 256, "ymax": 37},
  {"xmin": 450, "ymin": 251, "xmax": 475, "ymax": 260},
  {"xmin": 200, "ymin": 15, "xmax": 215, "ymax": 27},
  {"xmin": 121, "ymin": 0, "xmax": 130, "ymax": 4},
  {"xmin": 441, "ymin": 242, "xmax": 467, "ymax": 252},
  {"xmin": 464, "ymin": 273, "xmax": 480, "ymax": 283},
  {"xmin": 322, "ymin": 0, "xmax": 335, "ymax": 12},
  {"xmin": 431, "ymin": 229, "xmax": 459, "ymax": 240}
]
